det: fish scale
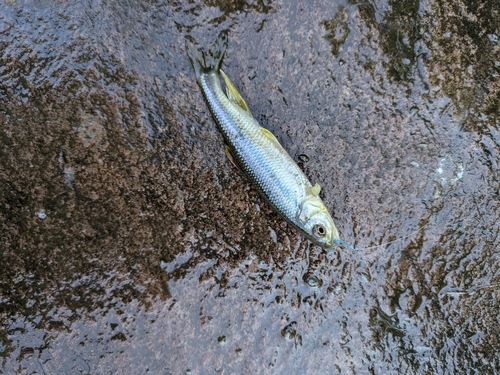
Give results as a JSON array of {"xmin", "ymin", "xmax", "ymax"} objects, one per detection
[
  {"xmin": 201, "ymin": 70, "xmax": 307, "ymax": 221},
  {"xmin": 186, "ymin": 32, "xmax": 345, "ymax": 250}
]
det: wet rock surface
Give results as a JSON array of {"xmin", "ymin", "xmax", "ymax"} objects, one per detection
[{"xmin": 1, "ymin": 0, "xmax": 499, "ymax": 373}]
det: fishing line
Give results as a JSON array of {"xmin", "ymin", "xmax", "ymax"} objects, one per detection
[{"xmin": 331, "ymin": 221, "xmax": 431, "ymax": 252}]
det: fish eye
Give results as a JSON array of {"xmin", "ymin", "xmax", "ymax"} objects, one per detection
[{"xmin": 313, "ymin": 224, "xmax": 326, "ymax": 238}]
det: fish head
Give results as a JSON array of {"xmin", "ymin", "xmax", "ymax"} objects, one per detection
[{"xmin": 297, "ymin": 196, "xmax": 340, "ymax": 249}]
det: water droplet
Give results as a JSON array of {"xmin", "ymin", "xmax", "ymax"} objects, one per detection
[
  {"xmin": 281, "ymin": 322, "xmax": 297, "ymax": 340},
  {"xmin": 410, "ymin": 107, "xmax": 419, "ymax": 116},
  {"xmin": 402, "ymin": 58, "xmax": 411, "ymax": 65},
  {"xmin": 269, "ymin": 226, "xmax": 278, "ymax": 243},
  {"xmin": 333, "ymin": 283, "xmax": 344, "ymax": 295},
  {"xmin": 218, "ymin": 335, "xmax": 226, "ymax": 345},
  {"xmin": 298, "ymin": 154, "xmax": 309, "ymax": 162},
  {"xmin": 360, "ymin": 272, "xmax": 371, "ymax": 282},
  {"xmin": 248, "ymin": 69, "xmax": 257, "ymax": 80},
  {"xmin": 64, "ymin": 166, "xmax": 74, "ymax": 186},
  {"xmin": 36, "ymin": 209, "xmax": 46, "ymax": 219},
  {"xmin": 488, "ymin": 34, "xmax": 499, "ymax": 43},
  {"xmin": 303, "ymin": 274, "xmax": 322, "ymax": 288}
]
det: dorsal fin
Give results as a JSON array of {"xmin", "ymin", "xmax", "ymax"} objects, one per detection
[
  {"xmin": 220, "ymin": 69, "xmax": 252, "ymax": 114},
  {"xmin": 260, "ymin": 128, "xmax": 282, "ymax": 148}
]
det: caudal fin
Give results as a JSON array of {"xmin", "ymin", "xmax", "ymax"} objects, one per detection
[{"xmin": 186, "ymin": 31, "xmax": 228, "ymax": 82}]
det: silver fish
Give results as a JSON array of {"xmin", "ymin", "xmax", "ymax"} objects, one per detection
[{"xmin": 186, "ymin": 32, "xmax": 349, "ymax": 250}]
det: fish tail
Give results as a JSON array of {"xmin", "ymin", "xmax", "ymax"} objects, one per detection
[{"xmin": 186, "ymin": 31, "xmax": 228, "ymax": 82}]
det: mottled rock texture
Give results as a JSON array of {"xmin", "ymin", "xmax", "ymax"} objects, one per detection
[{"xmin": 1, "ymin": 0, "xmax": 499, "ymax": 373}]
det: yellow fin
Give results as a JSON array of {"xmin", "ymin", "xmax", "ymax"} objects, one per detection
[
  {"xmin": 224, "ymin": 145, "xmax": 234, "ymax": 162},
  {"xmin": 261, "ymin": 127, "xmax": 282, "ymax": 147},
  {"xmin": 310, "ymin": 183, "xmax": 321, "ymax": 196},
  {"xmin": 220, "ymin": 69, "xmax": 252, "ymax": 114}
]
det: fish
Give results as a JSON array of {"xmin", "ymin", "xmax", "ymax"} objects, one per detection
[{"xmin": 186, "ymin": 32, "xmax": 351, "ymax": 250}]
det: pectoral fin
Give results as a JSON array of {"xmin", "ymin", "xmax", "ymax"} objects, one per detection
[
  {"xmin": 225, "ymin": 145, "xmax": 246, "ymax": 176},
  {"xmin": 309, "ymin": 183, "xmax": 321, "ymax": 196},
  {"xmin": 225, "ymin": 145, "xmax": 237, "ymax": 166},
  {"xmin": 220, "ymin": 69, "xmax": 252, "ymax": 114}
]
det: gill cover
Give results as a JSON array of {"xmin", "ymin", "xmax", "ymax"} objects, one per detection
[{"xmin": 297, "ymin": 195, "xmax": 340, "ymax": 247}]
